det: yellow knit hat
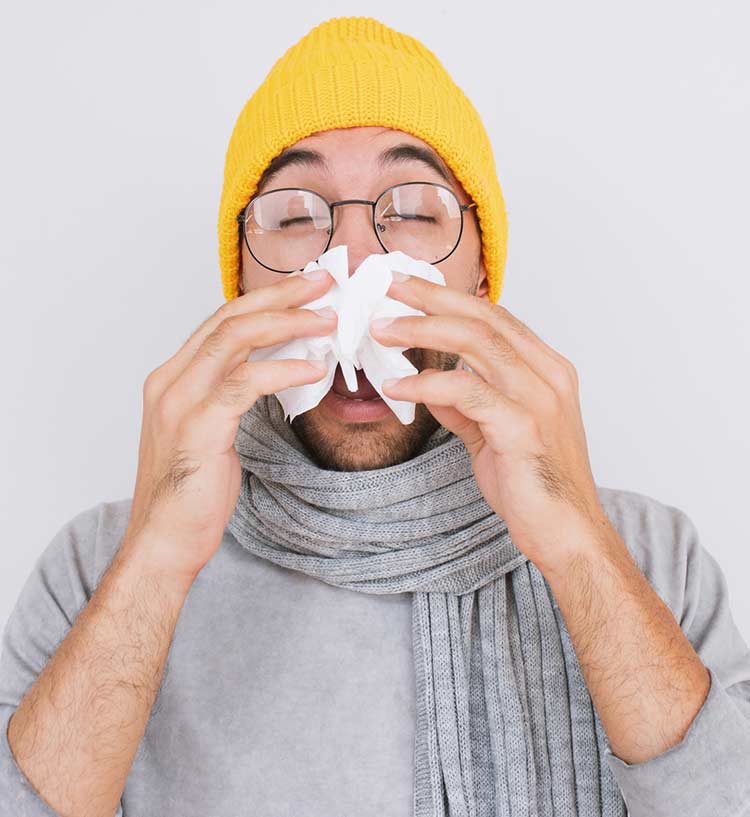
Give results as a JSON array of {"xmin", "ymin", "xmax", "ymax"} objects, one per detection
[{"xmin": 217, "ymin": 16, "xmax": 508, "ymax": 304}]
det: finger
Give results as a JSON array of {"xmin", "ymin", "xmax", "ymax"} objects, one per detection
[
  {"xmin": 387, "ymin": 276, "xmax": 573, "ymax": 388},
  {"xmin": 371, "ymin": 314, "xmax": 538, "ymax": 404},
  {"xmin": 169, "ymin": 307, "xmax": 337, "ymax": 407},
  {"xmin": 148, "ymin": 270, "xmax": 335, "ymax": 397},
  {"xmin": 381, "ymin": 368, "xmax": 532, "ymax": 457},
  {"xmin": 181, "ymin": 358, "xmax": 330, "ymax": 449}
]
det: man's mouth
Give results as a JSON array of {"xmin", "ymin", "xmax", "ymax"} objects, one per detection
[{"xmin": 329, "ymin": 364, "xmax": 381, "ymax": 400}]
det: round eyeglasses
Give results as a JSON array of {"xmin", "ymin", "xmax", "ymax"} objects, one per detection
[{"xmin": 236, "ymin": 181, "xmax": 477, "ymax": 273}]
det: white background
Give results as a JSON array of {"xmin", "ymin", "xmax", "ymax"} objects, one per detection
[{"xmin": 1, "ymin": 0, "xmax": 748, "ymax": 643}]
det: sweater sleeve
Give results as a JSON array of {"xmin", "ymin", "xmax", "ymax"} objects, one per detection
[
  {"xmin": 0, "ymin": 502, "xmax": 126, "ymax": 817},
  {"xmin": 602, "ymin": 505, "xmax": 750, "ymax": 817}
]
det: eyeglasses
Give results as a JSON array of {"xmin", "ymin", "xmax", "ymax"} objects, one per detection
[{"xmin": 236, "ymin": 181, "xmax": 477, "ymax": 273}]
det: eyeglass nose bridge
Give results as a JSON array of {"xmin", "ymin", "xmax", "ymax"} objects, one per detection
[{"xmin": 326, "ymin": 198, "xmax": 387, "ymax": 252}]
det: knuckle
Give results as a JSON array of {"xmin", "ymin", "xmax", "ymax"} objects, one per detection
[
  {"xmin": 215, "ymin": 300, "xmax": 236, "ymax": 322},
  {"xmin": 480, "ymin": 300, "xmax": 505, "ymax": 325},
  {"xmin": 497, "ymin": 304, "xmax": 530, "ymax": 336},
  {"xmin": 153, "ymin": 388, "xmax": 181, "ymax": 429},
  {"xmin": 518, "ymin": 409, "xmax": 542, "ymax": 444},
  {"xmin": 143, "ymin": 367, "xmax": 164, "ymax": 399},
  {"xmin": 563, "ymin": 358, "xmax": 579, "ymax": 390},
  {"xmin": 538, "ymin": 383, "xmax": 563, "ymax": 418},
  {"xmin": 211, "ymin": 375, "xmax": 248, "ymax": 408},
  {"xmin": 551, "ymin": 358, "xmax": 579, "ymax": 395},
  {"xmin": 483, "ymin": 326, "xmax": 516, "ymax": 366},
  {"xmin": 200, "ymin": 315, "xmax": 246, "ymax": 359},
  {"xmin": 463, "ymin": 380, "xmax": 497, "ymax": 413},
  {"xmin": 177, "ymin": 406, "xmax": 204, "ymax": 441},
  {"xmin": 487, "ymin": 302, "xmax": 536, "ymax": 344}
]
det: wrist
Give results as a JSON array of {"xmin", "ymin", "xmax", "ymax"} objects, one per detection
[
  {"xmin": 538, "ymin": 516, "xmax": 624, "ymax": 590},
  {"xmin": 115, "ymin": 531, "xmax": 199, "ymax": 600}
]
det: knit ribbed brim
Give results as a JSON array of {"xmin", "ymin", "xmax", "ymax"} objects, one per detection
[{"xmin": 217, "ymin": 16, "xmax": 508, "ymax": 304}]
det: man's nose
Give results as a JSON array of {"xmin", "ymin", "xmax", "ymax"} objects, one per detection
[{"xmin": 327, "ymin": 203, "xmax": 384, "ymax": 275}]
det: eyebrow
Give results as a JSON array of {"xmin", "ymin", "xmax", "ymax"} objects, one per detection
[{"xmin": 256, "ymin": 142, "xmax": 453, "ymax": 192}]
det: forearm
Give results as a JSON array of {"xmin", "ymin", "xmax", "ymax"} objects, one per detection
[
  {"xmin": 6, "ymin": 535, "xmax": 194, "ymax": 817},
  {"xmin": 544, "ymin": 523, "xmax": 710, "ymax": 765}
]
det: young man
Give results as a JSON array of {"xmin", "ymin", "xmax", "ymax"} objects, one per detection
[{"xmin": 2, "ymin": 16, "xmax": 750, "ymax": 817}]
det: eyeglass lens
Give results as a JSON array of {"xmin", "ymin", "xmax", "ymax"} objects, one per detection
[{"xmin": 242, "ymin": 183, "xmax": 463, "ymax": 272}]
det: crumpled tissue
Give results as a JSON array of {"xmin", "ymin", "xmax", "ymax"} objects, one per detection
[{"xmin": 247, "ymin": 244, "xmax": 447, "ymax": 424}]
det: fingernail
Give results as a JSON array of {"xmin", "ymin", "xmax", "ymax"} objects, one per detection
[
  {"xmin": 308, "ymin": 359, "xmax": 328, "ymax": 372},
  {"xmin": 302, "ymin": 268, "xmax": 328, "ymax": 280},
  {"xmin": 314, "ymin": 306, "xmax": 337, "ymax": 318},
  {"xmin": 382, "ymin": 377, "xmax": 400, "ymax": 389},
  {"xmin": 391, "ymin": 270, "xmax": 410, "ymax": 282}
]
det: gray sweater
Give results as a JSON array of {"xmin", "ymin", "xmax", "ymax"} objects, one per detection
[{"xmin": 2, "ymin": 485, "xmax": 750, "ymax": 816}]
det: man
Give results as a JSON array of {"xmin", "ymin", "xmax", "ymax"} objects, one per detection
[{"xmin": 2, "ymin": 15, "xmax": 750, "ymax": 817}]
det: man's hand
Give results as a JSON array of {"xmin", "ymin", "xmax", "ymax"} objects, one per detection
[
  {"xmin": 371, "ymin": 273, "xmax": 710, "ymax": 765},
  {"xmin": 123, "ymin": 268, "xmax": 338, "ymax": 583},
  {"xmin": 370, "ymin": 272, "xmax": 606, "ymax": 579}
]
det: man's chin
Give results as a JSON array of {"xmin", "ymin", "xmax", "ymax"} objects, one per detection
[{"xmin": 289, "ymin": 395, "xmax": 440, "ymax": 472}]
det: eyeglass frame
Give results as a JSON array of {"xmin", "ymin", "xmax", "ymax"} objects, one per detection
[{"xmin": 236, "ymin": 180, "xmax": 478, "ymax": 274}]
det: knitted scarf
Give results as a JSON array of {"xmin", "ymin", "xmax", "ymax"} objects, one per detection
[{"xmin": 226, "ymin": 394, "xmax": 627, "ymax": 817}]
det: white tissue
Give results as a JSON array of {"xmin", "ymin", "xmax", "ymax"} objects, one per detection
[{"xmin": 247, "ymin": 244, "xmax": 447, "ymax": 424}]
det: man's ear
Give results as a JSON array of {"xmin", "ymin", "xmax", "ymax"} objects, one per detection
[{"xmin": 474, "ymin": 260, "xmax": 490, "ymax": 301}]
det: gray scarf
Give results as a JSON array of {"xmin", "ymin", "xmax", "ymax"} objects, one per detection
[{"xmin": 226, "ymin": 394, "xmax": 627, "ymax": 817}]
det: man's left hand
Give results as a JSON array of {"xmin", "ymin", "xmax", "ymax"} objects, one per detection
[{"xmin": 370, "ymin": 272, "xmax": 613, "ymax": 579}]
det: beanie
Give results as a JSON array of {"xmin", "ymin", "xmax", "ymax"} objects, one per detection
[{"xmin": 217, "ymin": 16, "xmax": 508, "ymax": 304}]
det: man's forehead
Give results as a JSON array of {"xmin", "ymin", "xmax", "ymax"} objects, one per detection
[
  {"xmin": 291, "ymin": 126, "xmax": 428, "ymax": 152},
  {"xmin": 256, "ymin": 127, "xmax": 457, "ymax": 192}
]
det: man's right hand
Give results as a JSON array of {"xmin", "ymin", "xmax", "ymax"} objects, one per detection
[{"xmin": 120, "ymin": 267, "xmax": 337, "ymax": 584}]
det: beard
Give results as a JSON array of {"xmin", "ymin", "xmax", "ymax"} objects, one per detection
[{"xmin": 289, "ymin": 346, "xmax": 461, "ymax": 472}]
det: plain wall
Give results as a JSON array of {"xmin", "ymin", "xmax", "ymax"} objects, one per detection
[{"xmin": 1, "ymin": 0, "xmax": 748, "ymax": 643}]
